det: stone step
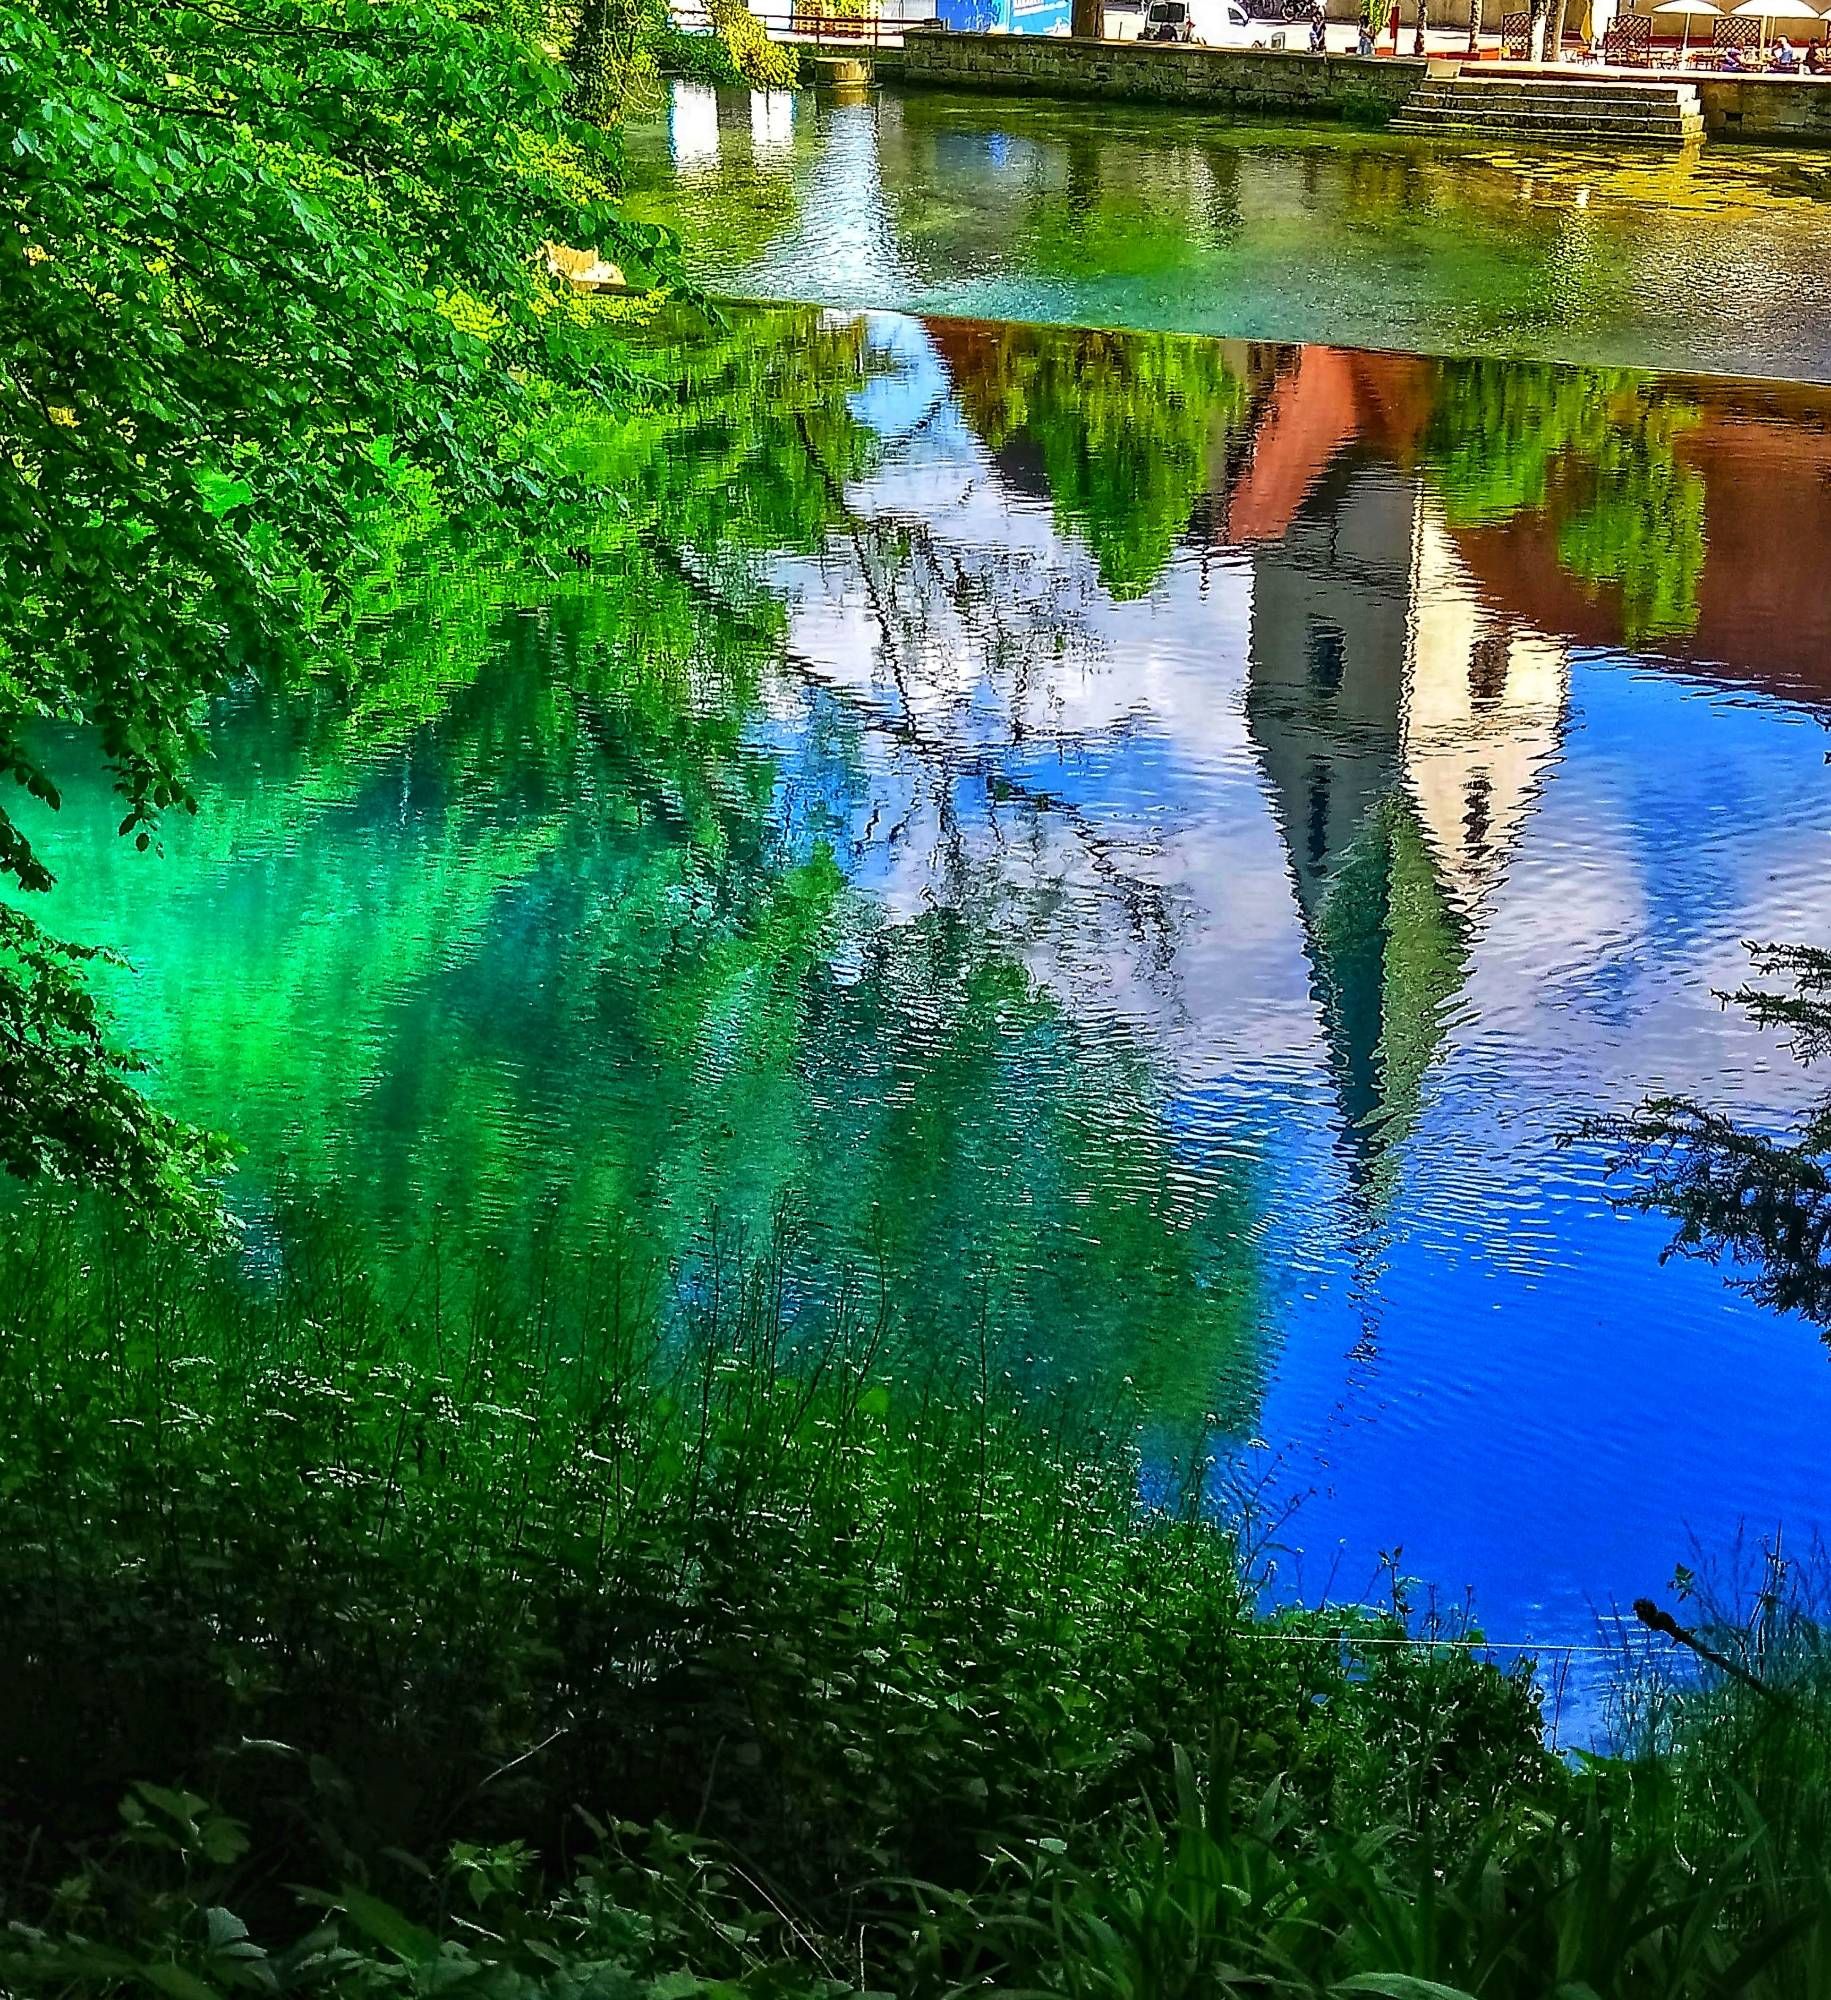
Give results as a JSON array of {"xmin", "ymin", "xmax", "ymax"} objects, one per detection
[
  {"xmin": 1388, "ymin": 113, "xmax": 1701, "ymax": 143},
  {"xmin": 1402, "ymin": 88, "xmax": 1699, "ymax": 112},
  {"xmin": 1468, "ymin": 72, "xmax": 1700, "ymax": 92},
  {"xmin": 1406, "ymin": 77, "xmax": 1700, "ymax": 99},
  {"xmin": 1403, "ymin": 98, "xmax": 1698, "ymax": 124},
  {"xmin": 1395, "ymin": 102, "xmax": 1703, "ymax": 123},
  {"xmin": 1408, "ymin": 82, "xmax": 1700, "ymax": 108},
  {"xmin": 1399, "ymin": 99, "xmax": 1702, "ymax": 128},
  {"xmin": 1394, "ymin": 69, "xmax": 1704, "ymax": 144}
]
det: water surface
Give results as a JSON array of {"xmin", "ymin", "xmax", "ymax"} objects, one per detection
[
  {"xmin": 29, "ymin": 310, "xmax": 1831, "ymax": 1694},
  {"xmin": 625, "ymin": 84, "xmax": 1831, "ymax": 377}
]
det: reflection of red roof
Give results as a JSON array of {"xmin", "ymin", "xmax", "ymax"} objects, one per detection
[
  {"xmin": 1451, "ymin": 385, "xmax": 1831, "ymax": 702},
  {"xmin": 925, "ymin": 310, "xmax": 1831, "ymax": 706},
  {"xmin": 1222, "ymin": 348, "xmax": 1435, "ymax": 542}
]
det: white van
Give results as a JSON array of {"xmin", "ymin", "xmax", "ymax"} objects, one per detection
[{"xmin": 1140, "ymin": 0, "xmax": 1260, "ymax": 41}]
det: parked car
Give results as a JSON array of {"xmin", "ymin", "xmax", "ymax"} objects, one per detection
[
  {"xmin": 1142, "ymin": 0, "xmax": 1194, "ymax": 38},
  {"xmin": 1142, "ymin": 0, "xmax": 1259, "ymax": 38}
]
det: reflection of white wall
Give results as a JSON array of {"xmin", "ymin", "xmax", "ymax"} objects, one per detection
[
  {"xmin": 1403, "ymin": 498, "xmax": 1567, "ymax": 919},
  {"xmin": 750, "ymin": 89, "xmax": 795, "ymax": 155},
  {"xmin": 669, "ymin": 80, "xmax": 720, "ymax": 166}
]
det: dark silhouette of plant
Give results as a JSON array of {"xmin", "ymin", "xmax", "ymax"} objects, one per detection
[{"xmin": 1589, "ymin": 944, "xmax": 1831, "ymax": 1327}]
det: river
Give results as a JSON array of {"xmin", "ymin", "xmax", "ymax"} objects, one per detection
[{"xmin": 29, "ymin": 88, "xmax": 1831, "ymax": 1723}]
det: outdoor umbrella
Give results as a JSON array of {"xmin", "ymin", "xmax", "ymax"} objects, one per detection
[
  {"xmin": 1652, "ymin": 0, "xmax": 1719, "ymax": 54},
  {"xmin": 1730, "ymin": 0, "xmax": 1820, "ymax": 47}
]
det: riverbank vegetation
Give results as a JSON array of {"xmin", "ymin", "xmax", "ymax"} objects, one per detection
[{"xmin": 0, "ymin": 1207, "xmax": 1828, "ymax": 1997}]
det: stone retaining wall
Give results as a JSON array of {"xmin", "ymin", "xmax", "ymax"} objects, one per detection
[
  {"xmin": 890, "ymin": 30, "xmax": 1831, "ymax": 145},
  {"xmin": 893, "ymin": 28, "xmax": 1424, "ymax": 122},
  {"xmin": 1696, "ymin": 74, "xmax": 1831, "ymax": 143}
]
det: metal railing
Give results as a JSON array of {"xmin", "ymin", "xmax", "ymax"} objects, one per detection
[{"xmin": 669, "ymin": 3, "xmax": 941, "ymax": 49}]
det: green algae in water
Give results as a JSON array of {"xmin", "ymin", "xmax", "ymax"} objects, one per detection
[{"xmin": 623, "ymin": 84, "xmax": 1831, "ymax": 377}]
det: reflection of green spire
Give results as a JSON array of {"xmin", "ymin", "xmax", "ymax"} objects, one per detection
[
  {"xmin": 1306, "ymin": 789, "xmax": 1466, "ymax": 1204},
  {"xmin": 1243, "ymin": 460, "xmax": 1469, "ymax": 1205}
]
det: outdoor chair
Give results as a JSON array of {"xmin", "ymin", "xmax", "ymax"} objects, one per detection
[
  {"xmin": 1706, "ymin": 13, "xmax": 1761, "ymax": 63},
  {"xmin": 1601, "ymin": 13, "xmax": 1653, "ymax": 65},
  {"xmin": 1501, "ymin": 8, "xmax": 1530, "ymax": 54}
]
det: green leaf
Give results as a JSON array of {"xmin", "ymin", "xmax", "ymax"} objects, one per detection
[
  {"xmin": 140, "ymin": 1965, "xmax": 224, "ymax": 2000},
  {"xmin": 332, "ymin": 1886, "xmax": 440, "ymax": 1965},
  {"xmin": 1333, "ymin": 1981, "xmax": 1480, "ymax": 2000}
]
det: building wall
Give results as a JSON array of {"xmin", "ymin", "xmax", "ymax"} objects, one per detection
[{"xmin": 892, "ymin": 29, "xmax": 1425, "ymax": 121}]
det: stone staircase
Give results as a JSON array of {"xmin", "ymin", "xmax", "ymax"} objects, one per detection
[{"xmin": 1389, "ymin": 72, "xmax": 1705, "ymax": 146}]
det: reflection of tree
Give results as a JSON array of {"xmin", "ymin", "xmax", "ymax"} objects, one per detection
[
  {"xmin": 796, "ymin": 909, "xmax": 1259, "ymax": 1432},
  {"xmin": 940, "ymin": 321, "xmax": 1255, "ymax": 600},
  {"xmin": 1595, "ymin": 945, "xmax": 1831, "ymax": 1335},
  {"xmin": 1423, "ymin": 361, "xmax": 1706, "ymax": 646},
  {"xmin": 1306, "ymin": 790, "xmax": 1467, "ymax": 1208},
  {"xmin": 33, "ymin": 303, "xmax": 1264, "ymax": 1429}
]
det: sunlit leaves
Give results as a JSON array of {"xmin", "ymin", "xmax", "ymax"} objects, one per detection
[{"xmin": 0, "ymin": 0, "xmax": 668, "ymax": 1203}]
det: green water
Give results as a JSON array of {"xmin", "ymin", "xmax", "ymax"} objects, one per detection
[{"xmin": 624, "ymin": 83, "xmax": 1831, "ymax": 376}]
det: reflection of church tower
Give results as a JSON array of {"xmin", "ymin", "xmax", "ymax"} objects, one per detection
[{"xmin": 1245, "ymin": 456, "xmax": 1566, "ymax": 1199}]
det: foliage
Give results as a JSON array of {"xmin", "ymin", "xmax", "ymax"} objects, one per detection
[
  {"xmin": 2, "ymin": 1788, "xmax": 845, "ymax": 1998},
  {"xmin": 568, "ymin": 0, "xmax": 799, "ymax": 110},
  {"xmin": 0, "ymin": 1205, "xmax": 1549, "ymax": 1924},
  {"xmin": 703, "ymin": 0, "xmax": 804, "ymax": 87},
  {"xmin": 941, "ymin": 321, "xmax": 1254, "ymax": 599},
  {"xmin": 1592, "ymin": 945, "xmax": 1831, "ymax": 1326},
  {"xmin": 13, "ymin": 1758, "xmax": 1831, "ymax": 1999},
  {"xmin": 1422, "ymin": 362, "xmax": 1706, "ymax": 646},
  {"xmin": 4, "ymin": 1210, "xmax": 1831, "ymax": 1994},
  {"xmin": 0, "ymin": 907, "xmax": 227, "ymax": 1217},
  {"xmin": 0, "ymin": 0, "xmax": 670, "ymax": 1205}
]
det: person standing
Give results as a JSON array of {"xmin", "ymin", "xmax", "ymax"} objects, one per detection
[
  {"xmin": 1310, "ymin": 1, "xmax": 1328, "ymax": 49},
  {"xmin": 1387, "ymin": 0, "xmax": 1401, "ymax": 48}
]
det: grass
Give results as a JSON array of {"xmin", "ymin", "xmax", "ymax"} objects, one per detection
[{"xmin": 0, "ymin": 1200, "xmax": 1828, "ymax": 1996}]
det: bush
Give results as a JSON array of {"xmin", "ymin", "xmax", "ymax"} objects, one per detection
[
  {"xmin": 654, "ymin": 14, "xmax": 801, "ymax": 89},
  {"xmin": 0, "ymin": 1208, "xmax": 1550, "ymax": 1912},
  {"xmin": 7, "ymin": 1204, "xmax": 1823, "ymax": 1995}
]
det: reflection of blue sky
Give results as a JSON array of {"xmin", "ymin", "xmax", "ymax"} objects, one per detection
[{"xmin": 749, "ymin": 313, "xmax": 1831, "ymax": 1682}]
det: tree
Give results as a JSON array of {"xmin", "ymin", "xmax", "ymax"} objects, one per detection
[
  {"xmin": 1593, "ymin": 946, "xmax": 1831, "ymax": 1329},
  {"xmin": 1542, "ymin": 0, "xmax": 1571, "ymax": 59},
  {"xmin": 0, "ymin": 0, "xmax": 666, "ymax": 1209}
]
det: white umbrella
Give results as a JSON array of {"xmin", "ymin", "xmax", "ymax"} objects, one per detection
[
  {"xmin": 1731, "ymin": 0, "xmax": 1818, "ymax": 66},
  {"xmin": 1653, "ymin": 0, "xmax": 1718, "ymax": 56}
]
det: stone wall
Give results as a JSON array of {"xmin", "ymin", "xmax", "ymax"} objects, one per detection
[
  {"xmin": 1696, "ymin": 74, "xmax": 1831, "ymax": 143},
  {"xmin": 892, "ymin": 28, "xmax": 1425, "ymax": 122}
]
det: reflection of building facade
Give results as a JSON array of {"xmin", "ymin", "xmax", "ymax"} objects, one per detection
[{"xmin": 1242, "ymin": 453, "xmax": 1567, "ymax": 1194}]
